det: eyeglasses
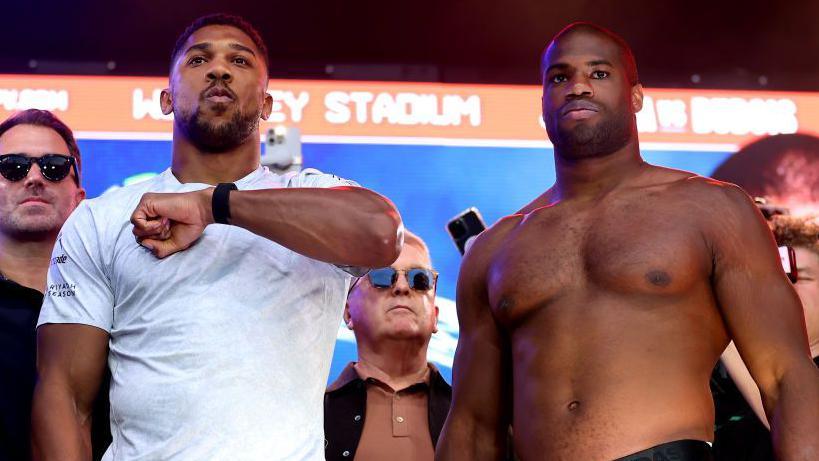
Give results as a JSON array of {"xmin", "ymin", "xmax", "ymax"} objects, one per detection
[
  {"xmin": 353, "ymin": 267, "xmax": 438, "ymax": 292},
  {"xmin": 0, "ymin": 154, "xmax": 79, "ymax": 185}
]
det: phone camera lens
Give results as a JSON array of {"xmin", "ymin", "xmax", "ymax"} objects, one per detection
[{"xmin": 450, "ymin": 220, "xmax": 467, "ymax": 238}]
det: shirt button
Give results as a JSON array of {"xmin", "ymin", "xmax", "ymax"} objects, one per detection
[
  {"xmin": 396, "ymin": 416, "xmax": 405, "ymax": 423},
  {"xmin": 342, "ymin": 450, "xmax": 350, "ymax": 457},
  {"xmin": 354, "ymin": 415, "xmax": 361, "ymax": 422}
]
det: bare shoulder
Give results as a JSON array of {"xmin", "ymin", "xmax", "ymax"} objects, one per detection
[
  {"xmin": 677, "ymin": 174, "xmax": 756, "ymax": 214},
  {"xmin": 458, "ymin": 212, "xmax": 524, "ymax": 290},
  {"xmin": 516, "ymin": 187, "xmax": 557, "ymax": 215},
  {"xmin": 455, "ymin": 213, "xmax": 523, "ymax": 323},
  {"xmin": 644, "ymin": 165, "xmax": 755, "ymax": 213},
  {"xmin": 464, "ymin": 213, "xmax": 523, "ymax": 265},
  {"xmin": 661, "ymin": 171, "xmax": 768, "ymax": 247}
]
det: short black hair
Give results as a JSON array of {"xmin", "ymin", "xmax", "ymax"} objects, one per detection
[
  {"xmin": 541, "ymin": 22, "xmax": 639, "ymax": 86},
  {"xmin": 0, "ymin": 109, "xmax": 82, "ymax": 180},
  {"xmin": 170, "ymin": 13, "xmax": 269, "ymax": 72}
]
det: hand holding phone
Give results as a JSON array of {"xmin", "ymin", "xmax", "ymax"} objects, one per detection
[{"xmin": 446, "ymin": 207, "xmax": 487, "ymax": 255}]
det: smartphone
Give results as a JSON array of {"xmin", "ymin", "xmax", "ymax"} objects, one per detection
[
  {"xmin": 447, "ymin": 207, "xmax": 487, "ymax": 255},
  {"xmin": 779, "ymin": 245, "xmax": 799, "ymax": 283}
]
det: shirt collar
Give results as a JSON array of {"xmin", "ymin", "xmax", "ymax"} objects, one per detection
[
  {"xmin": 353, "ymin": 360, "xmax": 432, "ymax": 389},
  {"xmin": 327, "ymin": 361, "xmax": 443, "ymax": 394},
  {"xmin": 326, "ymin": 362, "xmax": 360, "ymax": 393},
  {"xmin": 159, "ymin": 164, "xmax": 270, "ymax": 189}
]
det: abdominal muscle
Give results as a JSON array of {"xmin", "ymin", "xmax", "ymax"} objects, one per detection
[{"xmin": 507, "ymin": 298, "xmax": 724, "ymax": 461}]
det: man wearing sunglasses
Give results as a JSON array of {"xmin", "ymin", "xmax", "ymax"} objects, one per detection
[
  {"xmin": 325, "ymin": 231, "xmax": 447, "ymax": 461},
  {"xmin": 0, "ymin": 109, "xmax": 112, "ymax": 460},
  {"xmin": 33, "ymin": 14, "xmax": 401, "ymax": 461}
]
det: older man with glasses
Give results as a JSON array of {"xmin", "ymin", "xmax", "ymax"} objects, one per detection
[
  {"xmin": 324, "ymin": 230, "xmax": 449, "ymax": 461},
  {"xmin": 0, "ymin": 109, "xmax": 109, "ymax": 460}
]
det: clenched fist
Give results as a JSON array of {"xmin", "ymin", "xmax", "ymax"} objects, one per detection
[{"xmin": 130, "ymin": 188, "xmax": 215, "ymax": 258}]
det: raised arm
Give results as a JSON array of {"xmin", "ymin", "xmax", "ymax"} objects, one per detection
[
  {"xmin": 436, "ymin": 226, "xmax": 512, "ymax": 461},
  {"xmin": 710, "ymin": 185, "xmax": 819, "ymax": 460},
  {"xmin": 131, "ymin": 185, "xmax": 402, "ymax": 267},
  {"xmin": 32, "ymin": 325, "xmax": 109, "ymax": 461},
  {"xmin": 226, "ymin": 186, "xmax": 401, "ymax": 267}
]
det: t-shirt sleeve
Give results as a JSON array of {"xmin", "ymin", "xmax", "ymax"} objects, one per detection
[
  {"xmin": 283, "ymin": 168, "xmax": 360, "ymax": 189},
  {"xmin": 37, "ymin": 201, "xmax": 114, "ymax": 333}
]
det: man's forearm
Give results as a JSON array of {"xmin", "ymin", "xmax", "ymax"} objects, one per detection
[
  {"xmin": 220, "ymin": 187, "xmax": 402, "ymax": 268},
  {"xmin": 721, "ymin": 342, "xmax": 770, "ymax": 428},
  {"xmin": 769, "ymin": 364, "xmax": 819, "ymax": 460},
  {"xmin": 32, "ymin": 380, "xmax": 92, "ymax": 461},
  {"xmin": 436, "ymin": 420, "xmax": 507, "ymax": 461}
]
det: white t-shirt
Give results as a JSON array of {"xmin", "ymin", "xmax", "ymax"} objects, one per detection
[{"xmin": 38, "ymin": 166, "xmax": 358, "ymax": 460}]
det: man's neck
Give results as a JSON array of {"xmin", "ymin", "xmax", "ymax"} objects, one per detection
[
  {"xmin": 170, "ymin": 126, "xmax": 262, "ymax": 185},
  {"xmin": 552, "ymin": 139, "xmax": 645, "ymax": 202},
  {"xmin": 356, "ymin": 337, "xmax": 430, "ymax": 390},
  {"xmin": 0, "ymin": 232, "xmax": 55, "ymax": 293}
]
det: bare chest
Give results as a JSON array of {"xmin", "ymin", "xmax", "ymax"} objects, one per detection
[{"xmin": 487, "ymin": 199, "xmax": 711, "ymax": 326}]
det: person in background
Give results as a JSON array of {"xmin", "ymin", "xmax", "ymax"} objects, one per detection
[
  {"xmin": 325, "ymin": 231, "xmax": 448, "ymax": 461},
  {"xmin": 710, "ymin": 133, "xmax": 819, "ymax": 461},
  {"xmin": 0, "ymin": 109, "xmax": 110, "ymax": 460}
]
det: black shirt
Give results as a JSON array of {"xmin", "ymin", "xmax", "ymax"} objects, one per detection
[
  {"xmin": 0, "ymin": 278, "xmax": 43, "ymax": 461},
  {"xmin": 0, "ymin": 277, "xmax": 111, "ymax": 461}
]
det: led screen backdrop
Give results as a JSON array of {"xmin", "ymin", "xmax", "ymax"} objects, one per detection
[{"xmin": 3, "ymin": 75, "xmax": 818, "ymax": 382}]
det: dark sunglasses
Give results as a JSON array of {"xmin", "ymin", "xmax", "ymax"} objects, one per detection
[
  {"xmin": 0, "ymin": 154, "xmax": 79, "ymax": 185},
  {"xmin": 354, "ymin": 267, "xmax": 438, "ymax": 292}
]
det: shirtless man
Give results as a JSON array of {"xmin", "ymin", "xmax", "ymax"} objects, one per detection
[{"xmin": 436, "ymin": 23, "xmax": 819, "ymax": 461}]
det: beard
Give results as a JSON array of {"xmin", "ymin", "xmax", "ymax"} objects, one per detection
[
  {"xmin": 0, "ymin": 200, "xmax": 66, "ymax": 240},
  {"xmin": 175, "ymin": 102, "xmax": 261, "ymax": 154},
  {"xmin": 546, "ymin": 102, "xmax": 635, "ymax": 160}
]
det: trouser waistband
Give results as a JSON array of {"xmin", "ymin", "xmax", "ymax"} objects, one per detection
[{"xmin": 614, "ymin": 439, "xmax": 713, "ymax": 461}]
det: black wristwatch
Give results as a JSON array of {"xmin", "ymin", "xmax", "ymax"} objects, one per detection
[{"xmin": 212, "ymin": 183, "xmax": 238, "ymax": 224}]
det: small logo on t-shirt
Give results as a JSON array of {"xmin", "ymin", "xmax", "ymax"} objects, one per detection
[
  {"xmin": 50, "ymin": 254, "xmax": 68, "ymax": 266},
  {"xmin": 47, "ymin": 282, "xmax": 76, "ymax": 298}
]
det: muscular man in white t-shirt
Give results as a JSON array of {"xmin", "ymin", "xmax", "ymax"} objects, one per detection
[{"xmin": 32, "ymin": 14, "xmax": 403, "ymax": 461}]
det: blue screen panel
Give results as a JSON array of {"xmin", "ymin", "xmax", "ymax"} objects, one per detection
[{"xmin": 75, "ymin": 138, "xmax": 732, "ymax": 383}]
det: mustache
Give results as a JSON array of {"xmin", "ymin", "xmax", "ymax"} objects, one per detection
[
  {"xmin": 18, "ymin": 190, "xmax": 55, "ymax": 205},
  {"xmin": 560, "ymin": 99, "xmax": 602, "ymax": 116},
  {"xmin": 558, "ymin": 99, "xmax": 603, "ymax": 115},
  {"xmin": 201, "ymin": 82, "xmax": 237, "ymax": 101}
]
